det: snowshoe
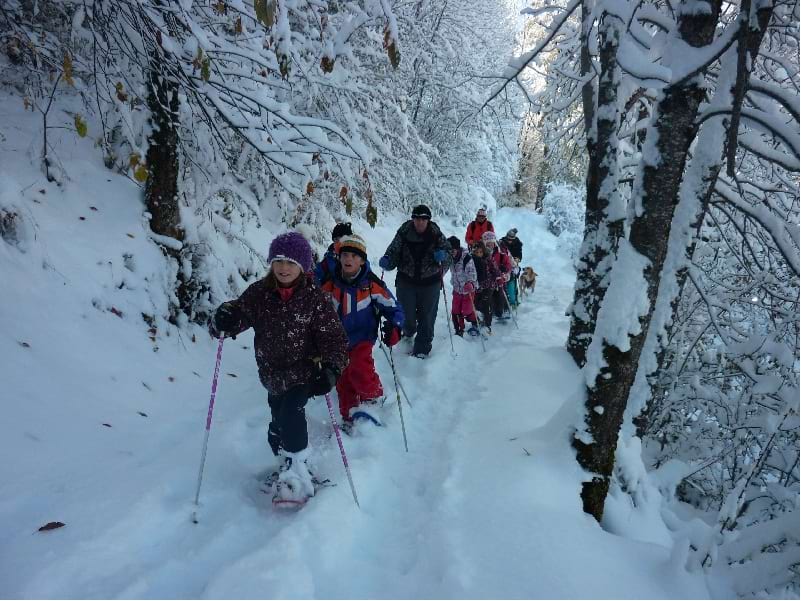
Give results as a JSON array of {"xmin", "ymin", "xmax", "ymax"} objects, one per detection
[
  {"xmin": 272, "ymin": 449, "xmax": 316, "ymax": 509},
  {"xmin": 351, "ymin": 410, "xmax": 383, "ymax": 427},
  {"xmin": 467, "ymin": 325, "xmax": 480, "ymax": 337},
  {"xmin": 272, "ymin": 477, "xmax": 335, "ymax": 509}
]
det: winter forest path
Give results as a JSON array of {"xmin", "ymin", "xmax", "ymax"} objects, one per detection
[{"xmin": 1, "ymin": 207, "xmax": 710, "ymax": 599}]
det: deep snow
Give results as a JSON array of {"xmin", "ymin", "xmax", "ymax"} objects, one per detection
[{"xmin": 0, "ymin": 94, "xmax": 712, "ymax": 599}]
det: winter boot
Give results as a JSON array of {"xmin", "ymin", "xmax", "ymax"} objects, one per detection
[
  {"xmin": 274, "ymin": 448, "xmax": 315, "ymax": 507},
  {"xmin": 267, "ymin": 422, "xmax": 281, "ymax": 456}
]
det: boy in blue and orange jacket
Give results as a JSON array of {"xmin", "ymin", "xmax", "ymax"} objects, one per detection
[{"xmin": 320, "ymin": 234, "xmax": 404, "ymax": 424}]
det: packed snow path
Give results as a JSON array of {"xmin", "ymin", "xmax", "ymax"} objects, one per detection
[{"xmin": 1, "ymin": 206, "xmax": 709, "ymax": 599}]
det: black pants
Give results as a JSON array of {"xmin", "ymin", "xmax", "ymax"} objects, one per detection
[
  {"xmin": 492, "ymin": 288, "xmax": 507, "ymax": 318},
  {"xmin": 267, "ymin": 385, "xmax": 310, "ymax": 455},
  {"xmin": 475, "ymin": 289, "xmax": 494, "ymax": 328},
  {"xmin": 396, "ymin": 280, "xmax": 441, "ymax": 355}
]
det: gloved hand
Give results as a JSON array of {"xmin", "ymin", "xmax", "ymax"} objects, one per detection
[
  {"xmin": 433, "ymin": 249, "xmax": 447, "ymax": 264},
  {"xmin": 378, "ymin": 256, "xmax": 391, "ymax": 271},
  {"xmin": 503, "ymin": 273, "xmax": 510, "ymax": 283},
  {"xmin": 210, "ymin": 302, "xmax": 239, "ymax": 338},
  {"xmin": 381, "ymin": 321, "xmax": 402, "ymax": 347},
  {"xmin": 496, "ymin": 276, "xmax": 506, "ymax": 287},
  {"xmin": 464, "ymin": 281, "xmax": 475, "ymax": 294},
  {"xmin": 309, "ymin": 363, "xmax": 338, "ymax": 396}
]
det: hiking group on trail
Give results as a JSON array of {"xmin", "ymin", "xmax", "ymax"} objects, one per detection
[{"xmin": 206, "ymin": 205, "xmax": 526, "ymax": 507}]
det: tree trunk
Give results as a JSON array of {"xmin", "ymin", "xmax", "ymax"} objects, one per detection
[
  {"xmin": 630, "ymin": 3, "xmax": 772, "ymax": 438},
  {"xmin": 145, "ymin": 61, "xmax": 182, "ymax": 242},
  {"xmin": 574, "ymin": 0, "xmax": 725, "ymax": 522},
  {"xmin": 566, "ymin": 8, "xmax": 624, "ymax": 367}
]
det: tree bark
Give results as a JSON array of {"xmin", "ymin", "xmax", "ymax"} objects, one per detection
[
  {"xmin": 566, "ymin": 8, "xmax": 624, "ymax": 367},
  {"xmin": 145, "ymin": 63, "xmax": 182, "ymax": 242},
  {"xmin": 631, "ymin": 3, "xmax": 773, "ymax": 438},
  {"xmin": 575, "ymin": 0, "xmax": 725, "ymax": 522}
]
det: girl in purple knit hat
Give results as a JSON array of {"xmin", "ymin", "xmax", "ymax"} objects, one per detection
[{"xmin": 210, "ymin": 231, "xmax": 349, "ymax": 506}]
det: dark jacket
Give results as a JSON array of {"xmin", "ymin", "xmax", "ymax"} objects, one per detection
[
  {"xmin": 382, "ymin": 220, "xmax": 452, "ymax": 286},
  {"xmin": 501, "ymin": 236, "xmax": 523, "ymax": 262},
  {"xmin": 221, "ymin": 274, "xmax": 349, "ymax": 394},
  {"xmin": 320, "ymin": 261, "xmax": 405, "ymax": 349},
  {"xmin": 473, "ymin": 252, "xmax": 502, "ymax": 291}
]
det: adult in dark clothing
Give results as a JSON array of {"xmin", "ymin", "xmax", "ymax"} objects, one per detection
[
  {"xmin": 500, "ymin": 228, "xmax": 523, "ymax": 262},
  {"xmin": 378, "ymin": 204, "xmax": 452, "ymax": 357}
]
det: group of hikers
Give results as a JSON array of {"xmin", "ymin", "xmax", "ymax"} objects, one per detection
[{"xmin": 209, "ymin": 205, "xmax": 524, "ymax": 505}]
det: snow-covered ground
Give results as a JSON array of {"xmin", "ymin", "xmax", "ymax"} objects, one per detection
[{"xmin": 1, "ymin": 95, "xmax": 712, "ymax": 598}]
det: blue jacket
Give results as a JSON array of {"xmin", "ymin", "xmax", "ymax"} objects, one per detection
[
  {"xmin": 313, "ymin": 245, "xmax": 338, "ymax": 285},
  {"xmin": 320, "ymin": 261, "xmax": 405, "ymax": 349}
]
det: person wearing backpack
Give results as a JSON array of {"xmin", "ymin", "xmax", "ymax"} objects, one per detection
[
  {"xmin": 499, "ymin": 234, "xmax": 522, "ymax": 310},
  {"xmin": 447, "ymin": 236, "xmax": 479, "ymax": 337},
  {"xmin": 482, "ymin": 231, "xmax": 513, "ymax": 319},
  {"xmin": 319, "ymin": 234, "xmax": 404, "ymax": 427},
  {"xmin": 378, "ymin": 204, "xmax": 452, "ymax": 358},
  {"xmin": 465, "ymin": 208, "xmax": 494, "ymax": 247},
  {"xmin": 470, "ymin": 240, "xmax": 503, "ymax": 334},
  {"xmin": 500, "ymin": 228, "xmax": 523, "ymax": 263}
]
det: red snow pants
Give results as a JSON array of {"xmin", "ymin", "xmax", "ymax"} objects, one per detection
[{"xmin": 336, "ymin": 341, "xmax": 384, "ymax": 420}]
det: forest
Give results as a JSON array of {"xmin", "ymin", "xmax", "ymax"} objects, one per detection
[{"xmin": 1, "ymin": 0, "xmax": 798, "ymax": 597}]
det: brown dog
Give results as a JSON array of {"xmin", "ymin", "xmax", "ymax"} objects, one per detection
[{"xmin": 519, "ymin": 267, "xmax": 538, "ymax": 297}]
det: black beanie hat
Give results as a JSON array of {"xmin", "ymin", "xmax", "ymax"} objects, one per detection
[
  {"xmin": 331, "ymin": 222, "xmax": 352, "ymax": 241},
  {"xmin": 447, "ymin": 236, "xmax": 461, "ymax": 250},
  {"xmin": 411, "ymin": 205, "xmax": 432, "ymax": 219}
]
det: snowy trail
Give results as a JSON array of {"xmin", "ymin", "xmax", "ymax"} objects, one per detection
[{"xmin": 1, "ymin": 202, "xmax": 710, "ymax": 599}]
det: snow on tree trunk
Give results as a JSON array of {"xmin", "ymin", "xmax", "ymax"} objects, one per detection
[
  {"xmin": 627, "ymin": 3, "xmax": 774, "ymax": 438},
  {"xmin": 574, "ymin": 0, "xmax": 725, "ymax": 522},
  {"xmin": 566, "ymin": 7, "xmax": 625, "ymax": 367}
]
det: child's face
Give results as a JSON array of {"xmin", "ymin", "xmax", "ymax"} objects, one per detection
[
  {"xmin": 450, "ymin": 247, "xmax": 460, "ymax": 257},
  {"xmin": 340, "ymin": 251, "xmax": 365, "ymax": 277},
  {"xmin": 272, "ymin": 260, "xmax": 302, "ymax": 286}
]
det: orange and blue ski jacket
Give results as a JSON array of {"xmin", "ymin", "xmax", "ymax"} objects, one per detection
[{"xmin": 320, "ymin": 261, "xmax": 405, "ymax": 350}]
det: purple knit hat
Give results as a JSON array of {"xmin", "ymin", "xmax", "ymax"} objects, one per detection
[{"xmin": 268, "ymin": 232, "xmax": 313, "ymax": 272}]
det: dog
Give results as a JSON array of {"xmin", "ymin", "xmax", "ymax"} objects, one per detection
[{"xmin": 519, "ymin": 266, "xmax": 538, "ymax": 297}]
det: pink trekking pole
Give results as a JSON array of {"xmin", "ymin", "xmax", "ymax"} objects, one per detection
[
  {"xmin": 192, "ymin": 335, "xmax": 225, "ymax": 524},
  {"xmin": 324, "ymin": 392, "xmax": 360, "ymax": 508}
]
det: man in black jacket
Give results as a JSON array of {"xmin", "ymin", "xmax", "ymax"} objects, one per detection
[
  {"xmin": 379, "ymin": 205, "xmax": 452, "ymax": 358},
  {"xmin": 500, "ymin": 228, "xmax": 523, "ymax": 262}
]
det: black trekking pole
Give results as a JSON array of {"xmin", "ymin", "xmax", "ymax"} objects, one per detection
[
  {"xmin": 388, "ymin": 346, "xmax": 409, "ymax": 452},
  {"xmin": 379, "ymin": 342, "xmax": 412, "ymax": 407},
  {"xmin": 500, "ymin": 286, "xmax": 520, "ymax": 329},
  {"xmin": 440, "ymin": 271, "xmax": 457, "ymax": 358}
]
